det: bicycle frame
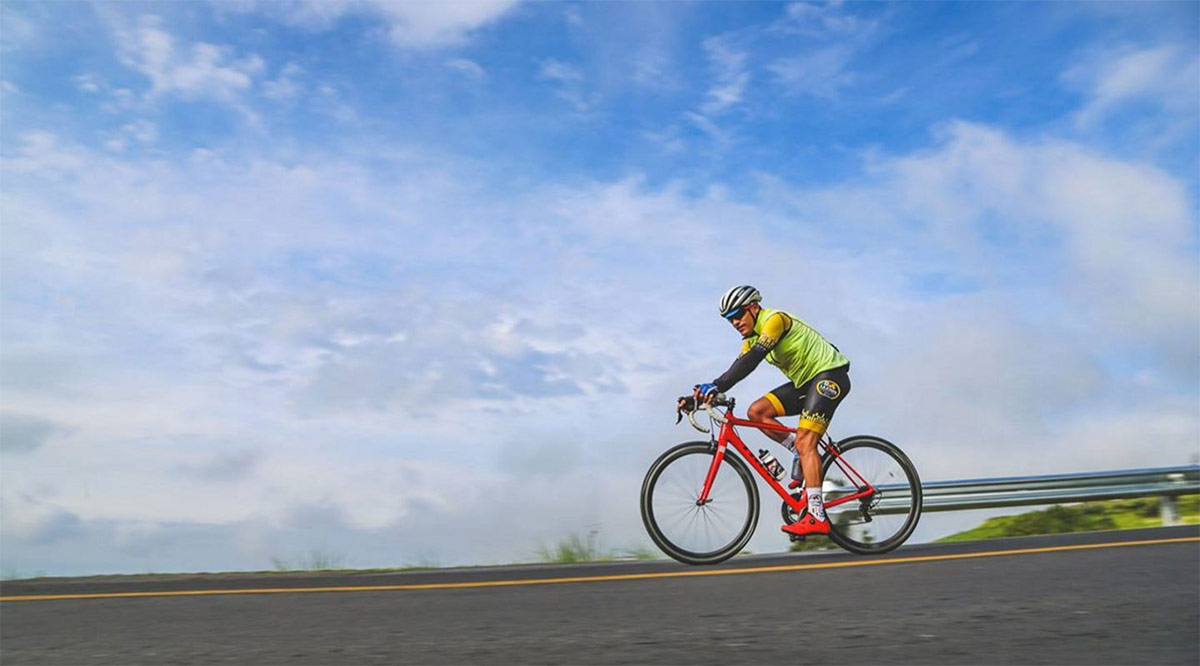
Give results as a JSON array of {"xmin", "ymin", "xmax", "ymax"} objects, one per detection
[{"xmin": 697, "ymin": 409, "xmax": 878, "ymax": 516}]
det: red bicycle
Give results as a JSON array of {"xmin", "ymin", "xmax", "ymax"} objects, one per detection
[{"xmin": 640, "ymin": 395, "xmax": 922, "ymax": 565}]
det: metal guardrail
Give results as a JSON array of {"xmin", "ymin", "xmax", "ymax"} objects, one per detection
[
  {"xmin": 847, "ymin": 465, "xmax": 1200, "ymax": 518},
  {"xmin": 920, "ymin": 465, "xmax": 1200, "ymax": 512}
]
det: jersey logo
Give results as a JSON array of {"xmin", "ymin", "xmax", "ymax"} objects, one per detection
[{"xmin": 816, "ymin": 379, "xmax": 841, "ymax": 399}]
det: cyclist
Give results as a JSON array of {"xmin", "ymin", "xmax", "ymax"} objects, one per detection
[{"xmin": 690, "ymin": 285, "xmax": 851, "ymax": 537}]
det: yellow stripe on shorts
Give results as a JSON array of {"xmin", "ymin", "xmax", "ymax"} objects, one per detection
[
  {"xmin": 765, "ymin": 392, "xmax": 785, "ymax": 416},
  {"xmin": 798, "ymin": 417, "xmax": 828, "ymax": 434}
]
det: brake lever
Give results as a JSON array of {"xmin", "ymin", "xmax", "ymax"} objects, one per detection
[{"xmin": 675, "ymin": 395, "xmax": 695, "ymax": 424}]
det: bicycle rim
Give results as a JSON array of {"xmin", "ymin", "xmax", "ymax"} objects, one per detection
[
  {"xmin": 641, "ymin": 442, "xmax": 759, "ymax": 565},
  {"xmin": 822, "ymin": 436, "xmax": 921, "ymax": 554}
]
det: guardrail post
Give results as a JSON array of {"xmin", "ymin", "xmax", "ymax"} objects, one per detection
[{"xmin": 1159, "ymin": 496, "xmax": 1179, "ymax": 526}]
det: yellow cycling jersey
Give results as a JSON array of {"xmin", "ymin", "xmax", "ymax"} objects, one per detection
[{"xmin": 739, "ymin": 308, "xmax": 849, "ymax": 388}]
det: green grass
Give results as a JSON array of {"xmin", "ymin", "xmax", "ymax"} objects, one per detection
[
  {"xmin": 536, "ymin": 533, "xmax": 603, "ymax": 564},
  {"xmin": 269, "ymin": 548, "xmax": 347, "ymax": 572},
  {"xmin": 938, "ymin": 495, "xmax": 1199, "ymax": 543},
  {"xmin": 614, "ymin": 546, "xmax": 660, "ymax": 561},
  {"xmin": 534, "ymin": 533, "xmax": 662, "ymax": 564}
]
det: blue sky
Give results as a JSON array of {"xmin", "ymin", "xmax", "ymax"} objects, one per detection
[{"xmin": 1, "ymin": 1, "xmax": 1197, "ymax": 576}]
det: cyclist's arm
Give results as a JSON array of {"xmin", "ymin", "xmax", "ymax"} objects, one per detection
[{"xmin": 711, "ymin": 312, "xmax": 790, "ymax": 392}]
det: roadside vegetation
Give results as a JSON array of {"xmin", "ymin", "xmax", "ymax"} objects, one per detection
[
  {"xmin": 535, "ymin": 532, "xmax": 658, "ymax": 563},
  {"xmin": 788, "ymin": 534, "xmax": 838, "ymax": 552},
  {"xmin": 938, "ymin": 495, "xmax": 1199, "ymax": 542},
  {"xmin": 269, "ymin": 548, "xmax": 347, "ymax": 572},
  {"xmin": 786, "ymin": 495, "xmax": 1199, "ymax": 552}
]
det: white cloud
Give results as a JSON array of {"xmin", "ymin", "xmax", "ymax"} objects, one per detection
[
  {"xmin": 701, "ymin": 36, "xmax": 748, "ymax": 114},
  {"xmin": 642, "ymin": 125, "xmax": 687, "ymax": 155},
  {"xmin": 684, "ymin": 34, "xmax": 750, "ymax": 146},
  {"xmin": 115, "ymin": 15, "xmax": 265, "ymax": 108},
  {"xmin": 0, "ymin": 4, "xmax": 38, "ymax": 53},
  {"xmin": 266, "ymin": 0, "xmax": 352, "ymax": 30},
  {"xmin": 69, "ymin": 73, "xmax": 139, "ymax": 114},
  {"xmin": 537, "ymin": 58, "xmax": 593, "ymax": 112},
  {"xmin": 1, "ymin": 131, "xmax": 89, "ymax": 178},
  {"xmin": 630, "ymin": 48, "xmax": 675, "ymax": 90},
  {"xmin": 764, "ymin": 2, "xmax": 882, "ymax": 101},
  {"xmin": 446, "ymin": 57, "xmax": 485, "ymax": 80},
  {"xmin": 778, "ymin": 1, "xmax": 875, "ymax": 37},
  {"xmin": 683, "ymin": 111, "xmax": 732, "ymax": 146},
  {"xmin": 879, "ymin": 85, "xmax": 912, "ymax": 105},
  {"xmin": 231, "ymin": 0, "xmax": 520, "ymax": 50},
  {"xmin": 73, "ymin": 74, "xmax": 102, "ymax": 93},
  {"xmin": 263, "ymin": 62, "xmax": 304, "ymax": 101},
  {"xmin": 1066, "ymin": 45, "xmax": 1200, "ymax": 130},
  {"xmin": 884, "ymin": 121, "xmax": 1199, "ymax": 365},
  {"xmin": 103, "ymin": 119, "xmax": 158, "ymax": 152},
  {"xmin": 373, "ymin": 0, "xmax": 519, "ymax": 49},
  {"xmin": 563, "ymin": 6, "xmax": 584, "ymax": 28},
  {"xmin": 768, "ymin": 45, "xmax": 856, "ymax": 99},
  {"xmin": 538, "ymin": 58, "xmax": 582, "ymax": 83},
  {"xmin": 313, "ymin": 83, "xmax": 358, "ymax": 122}
]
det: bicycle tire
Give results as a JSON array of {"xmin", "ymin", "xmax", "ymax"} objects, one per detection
[
  {"xmin": 640, "ymin": 441, "xmax": 760, "ymax": 565},
  {"xmin": 821, "ymin": 435, "xmax": 921, "ymax": 554}
]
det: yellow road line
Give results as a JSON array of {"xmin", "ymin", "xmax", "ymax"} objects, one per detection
[{"xmin": 3, "ymin": 536, "xmax": 1196, "ymax": 603}]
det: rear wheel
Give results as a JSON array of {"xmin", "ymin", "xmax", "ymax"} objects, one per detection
[
  {"xmin": 640, "ymin": 442, "xmax": 759, "ymax": 565},
  {"xmin": 821, "ymin": 436, "xmax": 921, "ymax": 554}
]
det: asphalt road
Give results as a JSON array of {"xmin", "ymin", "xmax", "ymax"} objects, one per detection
[{"xmin": 2, "ymin": 526, "xmax": 1197, "ymax": 665}]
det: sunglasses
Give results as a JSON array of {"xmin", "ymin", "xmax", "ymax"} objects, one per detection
[{"xmin": 724, "ymin": 307, "xmax": 746, "ymax": 321}]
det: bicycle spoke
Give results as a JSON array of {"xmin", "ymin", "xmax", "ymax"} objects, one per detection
[
  {"xmin": 706, "ymin": 504, "xmax": 740, "ymax": 536},
  {"xmin": 667, "ymin": 474, "xmax": 697, "ymax": 502},
  {"xmin": 661, "ymin": 502, "xmax": 698, "ymax": 527}
]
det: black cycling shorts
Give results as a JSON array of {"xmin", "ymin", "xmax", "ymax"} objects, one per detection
[{"xmin": 763, "ymin": 365, "xmax": 851, "ymax": 435}]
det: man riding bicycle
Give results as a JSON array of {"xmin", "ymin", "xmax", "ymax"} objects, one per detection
[{"xmin": 690, "ymin": 285, "xmax": 851, "ymax": 537}]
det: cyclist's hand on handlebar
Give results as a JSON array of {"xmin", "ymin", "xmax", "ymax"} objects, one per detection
[
  {"xmin": 676, "ymin": 390, "xmax": 731, "ymax": 426},
  {"xmin": 677, "ymin": 383, "xmax": 716, "ymax": 423},
  {"xmin": 694, "ymin": 382, "xmax": 718, "ymax": 404}
]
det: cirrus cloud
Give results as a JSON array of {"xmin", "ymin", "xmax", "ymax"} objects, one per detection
[
  {"xmin": 228, "ymin": 0, "xmax": 521, "ymax": 50},
  {"xmin": 1066, "ymin": 44, "xmax": 1200, "ymax": 130},
  {"xmin": 116, "ymin": 15, "xmax": 265, "ymax": 105}
]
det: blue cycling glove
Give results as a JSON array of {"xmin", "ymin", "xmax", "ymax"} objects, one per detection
[{"xmin": 695, "ymin": 382, "xmax": 718, "ymax": 397}]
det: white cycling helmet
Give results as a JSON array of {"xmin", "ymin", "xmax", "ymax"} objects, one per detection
[{"xmin": 718, "ymin": 285, "xmax": 761, "ymax": 318}]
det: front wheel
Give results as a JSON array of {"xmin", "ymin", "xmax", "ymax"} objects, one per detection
[
  {"xmin": 822, "ymin": 435, "xmax": 922, "ymax": 554},
  {"xmin": 640, "ymin": 442, "xmax": 759, "ymax": 565}
]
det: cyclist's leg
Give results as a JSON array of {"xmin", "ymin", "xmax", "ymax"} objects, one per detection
[
  {"xmin": 781, "ymin": 367, "xmax": 851, "ymax": 532},
  {"xmin": 746, "ymin": 386, "xmax": 794, "ymax": 445}
]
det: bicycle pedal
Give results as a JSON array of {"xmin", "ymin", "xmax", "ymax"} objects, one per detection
[{"xmin": 789, "ymin": 535, "xmax": 807, "ymax": 543}]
